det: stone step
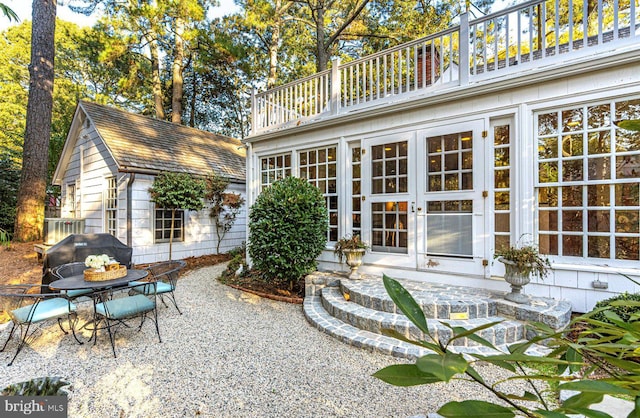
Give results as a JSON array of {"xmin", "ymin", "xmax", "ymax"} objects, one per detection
[
  {"xmin": 303, "ymin": 295, "xmax": 519, "ymax": 360},
  {"xmin": 322, "ymin": 287, "xmax": 526, "ymax": 347},
  {"xmin": 341, "ymin": 278, "xmax": 499, "ymax": 319}
]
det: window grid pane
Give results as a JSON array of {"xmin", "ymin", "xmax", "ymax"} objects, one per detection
[
  {"xmin": 260, "ymin": 153, "xmax": 292, "ymax": 189},
  {"xmin": 154, "ymin": 209, "xmax": 184, "ymax": 243},
  {"xmin": 371, "ymin": 201, "xmax": 408, "ymax": 253},
  {"xmin": 371, "ymin": 141, "xmax": 408, "ymax": 194},
  {"xmin": 427, "ymin": 132, "xmax": 473, "ymax": 191},
  {"xmin": 351, "ymin": 146, "xmax": 361, "ymax": 238},
  {"xmin": 105, "ymin": 177, "xmax": 117, "ymax": 236},
  {"xmin": 493, "ymin": 125, "xmax": 511, "ymax": 253},
  {"xmin": 536, "ymin": 98, "xmax": 640, "ymax": 260},
  {"xmin": 299, "ymin": 146, "xmax": 338, "ymax": 242}
]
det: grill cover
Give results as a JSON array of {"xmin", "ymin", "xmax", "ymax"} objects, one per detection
[{"xmin": 42, "ymin": 233, "xmax": 133, "ymax": 287}]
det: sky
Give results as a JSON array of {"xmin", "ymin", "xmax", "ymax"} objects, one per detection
[{"xmin": 0, "ymin": 0, "xmax": 241, "ymax": 31}]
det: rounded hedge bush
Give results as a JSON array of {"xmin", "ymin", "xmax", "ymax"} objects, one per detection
[
  {"xmin": 592, "ymin": 291, "xmax": 640, "ymax": 323},
  {"xmin": 248, "ymin": 177, "xmax": 328, "ymax": 286}
]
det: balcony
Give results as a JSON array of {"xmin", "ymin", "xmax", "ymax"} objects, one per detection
[{"xmin": 250, "ymin": 0, "xmax": 639, "ymax": 135}]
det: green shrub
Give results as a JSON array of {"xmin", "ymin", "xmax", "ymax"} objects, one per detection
[
  {"xmin": 248, "ymin": 176, "xmax": 328, "ymax": 286},
  {"xmin": 592, "ymin": 292, "xmax": 640, "ymax": 323}
]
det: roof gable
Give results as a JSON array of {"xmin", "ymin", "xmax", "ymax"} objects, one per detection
[{"xmin": 79, "ymin": 101, "xmax": 246, "ymax": 181}]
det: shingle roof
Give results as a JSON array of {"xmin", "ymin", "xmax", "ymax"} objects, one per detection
[{"xmin": 80, "ymin": 101, "xmax": 246, "ymax": 182}]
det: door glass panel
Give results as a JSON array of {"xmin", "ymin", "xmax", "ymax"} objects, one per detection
[
  {"xmin": 371, "ymin": 142, "xmax": 408, "ymax": 194},
  {"xmin": 426, "ymin": 131, "xmax": 473, "ymax": 192},
  {"xmin": 426, "ymin": 200, "xmax": 473, "ymax": 257},
  {"xmin": 371, "ymin": 201, "xmax": 408, "ymax": 254}
]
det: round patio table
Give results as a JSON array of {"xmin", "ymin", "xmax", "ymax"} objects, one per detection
[{"xmin": 48, "ymin": 269, "xmax": 148, "ymax": 291}]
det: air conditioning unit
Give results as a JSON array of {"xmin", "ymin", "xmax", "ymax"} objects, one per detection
[{"xmin": 43, "ymin": 218, "xmax": 85, "ymax": 245}]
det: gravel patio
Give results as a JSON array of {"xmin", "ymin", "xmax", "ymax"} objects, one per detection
[{"xmin": 1, "ymin": 263, "xmax": 528, "ymax": 417}]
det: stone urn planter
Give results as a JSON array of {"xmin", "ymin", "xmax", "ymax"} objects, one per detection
[
  {"xmin": 343, "ymin": 248, "xmax": 366, "ymax": 280},
  {"xmin": 498, "ymin": 257, "xmax": 533, "ymax": 304},
  {"xmin": 334, "ymin": 234, "xmax": 369, "ymax": 280}
]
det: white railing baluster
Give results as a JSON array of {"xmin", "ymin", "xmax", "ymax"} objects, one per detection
[
  {"xmin": 598, "ymin": 0, "xmax": 604, "ymax": 44},
  {"xmin": 613, "ymin": 0, "xmax": 619, "ymax": 40},
  {"xmin": 554, "ymin": 0, "xmax": 560, "ymax": 55}
]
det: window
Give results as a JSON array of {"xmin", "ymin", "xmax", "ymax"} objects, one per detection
[
  {"xmin": 426, "ymin": 200, "xmax": 473, "ymax": 257},
  {"xmin": 299, "ymin": 146, "xmax": 338, "ymax": 242},
  {"xmin": 351, "ymin": 145, "xmax": 362, "ymax": 237},
  {"xmin": 371, "ymin": 141, "xmax": 408, "ymax": 194},
  {"xmin": 372, "ymin": 201, "xmax": 408, "ymax": 253},
  {"xmin": 427, "ymin": 131, "xmax": 473, "ymax": 191},
  {"xmin": 494, "ymin": 124, "xmax": 511, "ymax": 252},
  {"xmin": 260, "ymin": 153, "xmax": 291, "ymax": 189},
  {"xmin": 536, "ymin": 98, "xmax": 640, "ymax": 261},
  {"xmin": 67, "ymin": 183, "xmax": 77, "ymax": 218},
  {"xmin": 155, "ymin": 209, "xmax": 184, "ymax": 243},
  {"xmin": 105, "ymin": 177, "xmax": 117, "ymax": 236}
]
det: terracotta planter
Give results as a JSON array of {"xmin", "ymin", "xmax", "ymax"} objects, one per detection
[
  {"xmin": 343, "ymin": 249, "xmax": 366, "ymax": 279},
  {"xmin": 498, "ymin": 257, "xmax": 532, "ymax": 304}
]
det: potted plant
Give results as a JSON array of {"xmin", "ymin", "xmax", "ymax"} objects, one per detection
[
  {"xmin": 495, "ymin": 241, "xmax": 550, "ymax": 304},
  {"xmin": 334, "ymin": 234, "xmax": 369, "ymax": 279}
]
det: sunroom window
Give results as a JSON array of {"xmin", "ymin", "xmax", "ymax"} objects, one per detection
[
  {"xmin": 536, "ymin": 98, "xmax": 640, "ymax": 261},
  {"xmin": 299, "ymin": 146, "xmax": 338, "ymax": 242},
  {"xmin": 260, "ymin": 153, "xmax": 291, "ymax": 189}
]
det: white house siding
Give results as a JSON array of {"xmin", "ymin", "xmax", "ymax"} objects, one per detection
[
  {"xmin": 129, "ymin": 175, "xmax": 246, "ymax": 265},
  {"xmin": 248, "ymin": 58, "xmax": 640, "ymax": 313},
  {"xmin": 59, "ymin": 118, "xmax": 247, "ymax": 266}
]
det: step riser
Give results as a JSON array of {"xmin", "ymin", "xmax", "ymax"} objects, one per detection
[
  {"xmin": 341, "ymin": 283, "xmax": 498, "ymax": 319},
  {"xmin": 322, "ymin": 289, "xmax": 525, "ymax": 346}
]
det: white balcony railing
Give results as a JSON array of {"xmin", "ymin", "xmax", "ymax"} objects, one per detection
[{"xmin": 251, "ymin": 0, "xmax": 639, "ymax": 134}]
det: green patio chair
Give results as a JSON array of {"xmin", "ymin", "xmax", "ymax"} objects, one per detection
[
  {"xmin": 0, "ymin": 284, "xmax": 82, "ymax": 366},
  {"xmin": 129, "ymin": 260, "xmax": 186, "ymax": 314}
]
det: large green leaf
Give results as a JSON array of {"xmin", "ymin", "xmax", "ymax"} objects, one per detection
[
  {"xmin": 383, "ymin": 274, "xmax": 430, "ymax": 335},
  {"xmin": 560, "ymin": 392, "xmax": 604, "ymax": 410},
  {"xmin": 372, "ymin": 364, "xmax": 442, "ymax": 386},
  {"xmin": 438, "ymin": 400, "xmax": 514, "ymax": 418},
  {"xmin": 534, "ymin": 410, "xmax": 572, "ymax": 418},
  {"xmin": 505, "ymin": 391, "xmax": 540, "ymax": 401},
  {"xmin": 559, "ymin": 380, "xmax": 636, "ymax": 396},
  {"xmin": 616, "ymin": 120, "xmax": 640, "ymax": 132},
  {"xmin": 416, "ymin": 353, "xmax": 468, "ymax": 381},
  {"xmin": 380, "ymin": 328, "xmax": 443, "ymax": 354},
  {"xmin": 565, "ymin": 408, "xmax": 613, "ymax": 418},
  {"xmin": 442, "ymin": 321, "xmax": 503, "ymax": 348}
]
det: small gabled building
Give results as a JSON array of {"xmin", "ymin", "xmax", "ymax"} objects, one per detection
[{"xmin": 52, "ymin": 100, "xmax": 246, "ymax": 264}]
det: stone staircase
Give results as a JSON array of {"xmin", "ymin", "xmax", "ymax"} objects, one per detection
[{"xmin": 303, "ymin": 271, "xmax": 572, "ymax": 360}]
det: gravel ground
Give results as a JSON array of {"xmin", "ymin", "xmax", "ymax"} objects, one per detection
[{"xmin": 1, "ymin": 264, "xmax": 532, "ymax": 417}]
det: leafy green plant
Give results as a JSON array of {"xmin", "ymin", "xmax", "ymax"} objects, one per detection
[
  {"xmin": 333, "ymin": 234, "xmax": 369, "ymax": 263},
  {"xmin": 149, "ymin": 172, "xmax": 206, "ymax": 260},
  {"xmin": 205, "ymin": 172, "xmax": 245, "ymax": 254},
  {"xmin": 2, "ymin": 377, "xmax": 70, "ymax": 396},
  {"xmin": 591, "ymin": 292, "xmax": 640, "ymax": 323},
  {"xmin": 373, "ymin": 274, "xmax": 640, "ymax": 418},
  {"xmin": 495, "ymin": 241, "xmax": 551, "ymax": 279},
  {"xmin": 248, "ymin": 176, "xmax": 328, "ymax": 288},
  {"xmin": 0, "ymin": 227, "xmax": 11, "ymax": 249}
]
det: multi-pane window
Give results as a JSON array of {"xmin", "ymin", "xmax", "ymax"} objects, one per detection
[
  {"xmin": 427, "ymin": 132, "xmax": 473, "ymax": 191},
  {"xmin": 155, "ymin": 209, "xmax": 184, "ymax": 243},
  {"xmin": 426, "ymin": 200, "xmax": 473, "ymax": 257},
  {"xmin": 260, "ymin": 153, "xmax": 291, "ymax": 189},
  {"xmin": 537, "ymin": 98, "xmax": 640, "ymax": 260},
  {"xmin": 371, "ymin": 141, "xmax": 408, "ymax": 194},
  {"xmin": 67, "ymin": 183, "xmax": 76, "ymax": 218},
  {"xmin": 351, "ymin": 146, "xmax": 362, "ymax": 237},
  {"xmin": 299, "ymin": 146, "xmax": 338, "ymax": 241},
  {"xmin": 372, "ymin": 201, "xmax": 408, "ymax": 253},
  {"xmin": 494, "ymin": 125, "xmax": 511, "ymax": 252},
  {"xmin": 105, "ymin": 177, "xmax": 117, "ymax": 236}
]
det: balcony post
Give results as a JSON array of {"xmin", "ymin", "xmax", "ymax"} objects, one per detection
[
  {"xmin": 250, "ymin": 88, "xmax": 257, "ymax": 135},
  {"xmin": 459, "ymin": 12, "xmax": 469, "ymax": 86},
  {"xmin": 330, "ymin": 57, "xmax": 341, "ymax": 115}
]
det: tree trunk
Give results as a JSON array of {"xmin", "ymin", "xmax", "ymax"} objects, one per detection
[
  {"xmin": 14, "ymin": 0, "xmax": 56, "ymax": 242},
  {"xmin": 171, "ymin": 16, "xmax": 185, "ymax": 124},
  {"xmin": 315, "ymin": 6, "xmax": 328, "ymax": 72},
  {"xmin": 267, "ymin": 0, "xmax": 288, "ymax": 89},
  {"xmin": 149, "ymin": 37, "xmax": 165, "ymax": 120}
]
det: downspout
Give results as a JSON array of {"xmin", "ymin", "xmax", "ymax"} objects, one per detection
[{"xmin": 127, "ymin": 172, "xmax": 136, "ymax": 248}]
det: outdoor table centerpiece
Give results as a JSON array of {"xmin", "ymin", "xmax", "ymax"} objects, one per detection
[{"xmin": 84, "ymin": 254, "xmax": 126, "ymax": 281}]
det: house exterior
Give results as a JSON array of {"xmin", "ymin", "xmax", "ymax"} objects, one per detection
[
  {"xmin": 246, "ymin": 0, "xmax": 640, "ymax": 312},
  {"xmin": 53, "ymin": 101, "xmax": 246, "ymax": 264}
]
